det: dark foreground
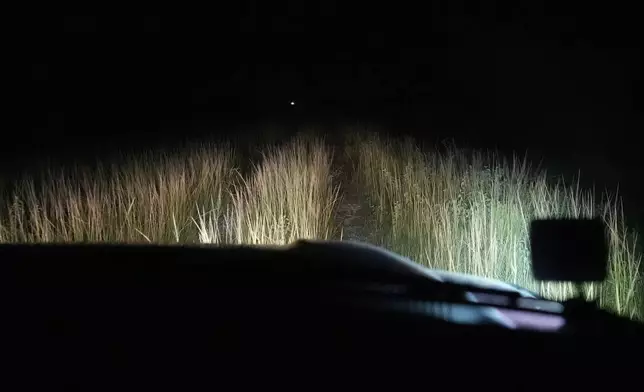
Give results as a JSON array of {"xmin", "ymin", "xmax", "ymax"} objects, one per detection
[{"xmin": 2, "ymin": 242, "xmax": 643, "ymax": 389}]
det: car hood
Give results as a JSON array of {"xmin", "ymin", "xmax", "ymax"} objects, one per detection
[
  {"xmin": 290, "ymin": 239, "xmax": 536, "ymax": 296},
  {"xmin": 290, "ymin": 240, "xmax": 566, "ymax": 331}
]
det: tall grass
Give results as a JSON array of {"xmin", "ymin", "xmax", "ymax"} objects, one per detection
[
  {"xmin": 352, "ymin": 133, "xmax": 643, "ymax": 319},
  {"xmin": 0, "ymin": 143, "xmax": 237, "ymax": 243},
  {"xmin": 195, "ymin": 135, "xmax": 340, "ymax": 244},
  {"xmin": 0, "ymin": 130, "xmax": 641, "ymax": 319},
  {"xmin": 0, "ymin": 135, "xmax": 339, "ymax": 245}
]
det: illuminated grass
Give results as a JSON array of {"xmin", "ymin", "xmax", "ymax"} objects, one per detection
[
  {"xmin": 352, "ymin": 132, "xmax": 643, "ymax": 319},
  {"xmin": 0, "ymin": 131, "xmax": 641, "ymax": 319},
  {"xmin": 195, "ymin": 135, "xmax": 340, "ymax": 244},
  {"xmin": 0, "ymin": 143, "xmax": 237, "ymax": 243},
  {"xmin": 0, "ymin": 135, "xmax": 338, "ymax": 245}
]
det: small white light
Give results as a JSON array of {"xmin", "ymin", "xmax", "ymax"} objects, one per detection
[{"xmin": 290, "ymin": 101, "xmax": 295, "ymax": 106}]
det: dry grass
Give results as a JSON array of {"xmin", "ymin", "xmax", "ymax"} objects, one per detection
[
  {"xmin": 0, "ymin": 143, "xmax": 236, "ymax": 243},
  {"xmin": 351, "ymin": 133, "xmax": 643, "ymax": 319},
  {"xmin": 0, "ymin": 130, "xmax": 641, "ymax": 319},
  {"xmin": 0, "ymin": 135, "xmax": 338, "ymax": 246},
  {"xmin": 194, "ymin": 134, "xmax": 340, "ymax": 244}
]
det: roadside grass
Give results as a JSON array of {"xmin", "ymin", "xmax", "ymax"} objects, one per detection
[
  {"xmin": 0, "ymin": 135, "xmax": 338, "ymax": 245},
  {"xmin": 351, "ymin": 132, "xmax": 643, "ymax": 319},
  {"xmin": 0, "ymin": 130, "xmax": 641, "ymax": 319},
  {"xmin": 194, "ymin": 134, "xmax": 340, "ymax": 244},
  {"xmin": 0, "ymin": 143, "xmax": 237, "ymax": 243}
]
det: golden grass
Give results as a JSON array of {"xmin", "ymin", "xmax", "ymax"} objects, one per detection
[
  {"xmin": 0, "ymin": 143, "xmax": 237, "ymax": 243},
  {"xmin": 195, "ymin": 134, "xmax": 340, "ymax": 244},
  {"xmin": 0, "ymin": 130, "xmax": 641, "ymax": 319}
]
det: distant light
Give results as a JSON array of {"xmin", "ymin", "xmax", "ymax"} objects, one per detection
[{"xmin": 290, "ymin": 101, "xmax": 295, "ymax": 106}]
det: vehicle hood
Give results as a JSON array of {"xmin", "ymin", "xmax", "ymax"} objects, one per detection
[
  {"xmin": 291, "ymin": 240, "xmax": 566, "ymax": 331},
  {"xmin": 291, "ymin": 239, "xmax": 536, "ymax": 296}
]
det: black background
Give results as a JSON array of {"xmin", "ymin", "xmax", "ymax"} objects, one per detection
[{"xmin": 24, "ymin": 4, "xmax": 643, "ymax": 223}]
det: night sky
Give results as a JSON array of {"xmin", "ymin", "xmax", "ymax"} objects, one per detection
[{"xmin": 24, "ymin": 5, "xmax": 643, "ymax": 222}]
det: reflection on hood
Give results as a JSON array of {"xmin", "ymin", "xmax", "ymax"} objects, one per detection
[{"xmin": 291, "ymin": 240, "xmax": 566, "ymax": 332}]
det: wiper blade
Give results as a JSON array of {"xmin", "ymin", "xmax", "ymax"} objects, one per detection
[{"xmin": 322, "ymin": 276, "xmax": 564, "ymax": 316}]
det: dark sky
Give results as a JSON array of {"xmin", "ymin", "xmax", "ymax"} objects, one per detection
[
  {"xmin": 26, "ymin": 5, "xmax": 642, "ymax": 161},
  {"xmin": 21, "ymin": 4, "xmax": 644, "ymax": 226}
]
